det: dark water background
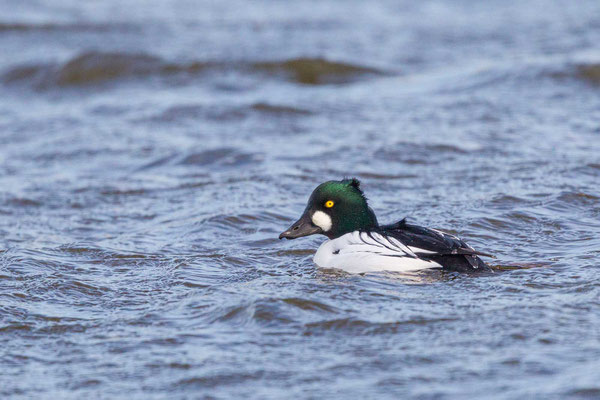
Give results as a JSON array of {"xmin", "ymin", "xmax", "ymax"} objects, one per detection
[{"xmin": 1, "ymin": 1, "xmax": 600, "ymax": 398}]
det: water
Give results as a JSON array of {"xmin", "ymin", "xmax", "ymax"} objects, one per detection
[{"xmin": 1, "ymin": 0, "xmax": 600, "ymax": 398}]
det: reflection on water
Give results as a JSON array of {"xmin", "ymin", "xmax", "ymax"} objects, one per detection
[{"xmin": 1, "ymin": 0, "xmax": 600, "ymax": 398}]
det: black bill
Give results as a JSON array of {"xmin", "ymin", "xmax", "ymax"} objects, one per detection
[{"xmin": 279, "ymin": 212, "xmax": 322, "ymax": 239}]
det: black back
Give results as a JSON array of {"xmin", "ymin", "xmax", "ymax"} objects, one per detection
[{"xmin": 378, "ymin": 219, "xmax": 491, "ymax": 273}]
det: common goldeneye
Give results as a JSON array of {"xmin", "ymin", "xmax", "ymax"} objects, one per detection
[{"xmin": 279, "ymin": 178, "xmax": 491, "ymax": 273}]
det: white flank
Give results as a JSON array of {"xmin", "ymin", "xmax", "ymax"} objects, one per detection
[
  {"xmin": 313, "ymin": 231, "xmax": 442, "ymax": 273},
  {"xmin": 408, "ymin": 246, "xmax": 436, "ymax": 255},
  {"xmin": 311, "ymin": 210, "xmax": 332, "ymax": 232}
]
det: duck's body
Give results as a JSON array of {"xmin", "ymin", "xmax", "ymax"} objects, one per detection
[
  {"xmin": 279, "ymin": 179, "xmax": 491, "ymax": 274},
  {"xmin": 313, "ymin": 220, "xmax": 489, "ymax": 273}
]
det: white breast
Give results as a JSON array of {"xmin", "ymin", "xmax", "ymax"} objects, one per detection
[{"xmin": 313, "ymin": 231, "xmax": 442, "ymax": 273}]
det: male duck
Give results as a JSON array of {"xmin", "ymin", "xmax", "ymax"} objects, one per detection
[{"xmin": 279, "ymin": 178, "xmax": 491, "ymax": 273}]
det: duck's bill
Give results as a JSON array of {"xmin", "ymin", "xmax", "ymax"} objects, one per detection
[{"xmin": 279, "ymin": 213, "xmax": 322, "ymax": 239}]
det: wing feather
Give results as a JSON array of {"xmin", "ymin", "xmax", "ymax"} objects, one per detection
[{"xmin": 377, "ymin": 221, "xmax": 493, "ymax": 259}]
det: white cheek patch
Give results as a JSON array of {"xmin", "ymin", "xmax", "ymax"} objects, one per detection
[{"xmin": 311, "ymin": 211, "xmax": 332, "ymax": 232}]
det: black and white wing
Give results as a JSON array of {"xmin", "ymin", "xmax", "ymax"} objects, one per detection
[{"xmin": 380, "ymin": 219, "xmax": 492, "ymax": 272}]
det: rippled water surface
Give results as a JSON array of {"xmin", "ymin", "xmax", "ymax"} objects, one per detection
[{"xmin": 1, "ymin": 1, "xmax": 600, "ymax": 398}]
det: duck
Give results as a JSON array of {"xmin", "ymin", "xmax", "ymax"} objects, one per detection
[{"xmin": 279, "ymin": 178, "xmax": 492, "ymax": 273}]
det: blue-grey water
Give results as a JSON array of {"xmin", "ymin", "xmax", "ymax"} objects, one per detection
[{"xmin": 1, "ymin": 1, "xmax": 600, "ymax": 398}]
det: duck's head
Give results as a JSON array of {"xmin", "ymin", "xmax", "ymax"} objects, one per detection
[{"xmin": 279, "ymin": 178, "xmax": 378, "ymax": 240}]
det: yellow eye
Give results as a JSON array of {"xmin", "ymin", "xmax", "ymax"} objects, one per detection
[{"xmin": 325, "ymin": 200, "xmax": 334, "ymax": 208}]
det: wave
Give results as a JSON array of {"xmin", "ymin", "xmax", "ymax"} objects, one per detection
[
  {"xmin": 178, "ymin": 148, "xmax": 260, "ymax": 167},
  {"xmin": 2, "ymin": 52, "xmax": 192, "ymax": 87},
  {"xmin": 211, "ymin": 297, "xmax": 339, "ymax": 328},
  {"xmin": 2, "ymin": 51, "xmax": 388, "ymax": 89},
  {"xmin": 0, "ymin": 21, "xmax": 136, "ymax": 33},
  {"xmin": 373, "ymin": 141, "xmax": 477, "ymax": 165},
  {"xmin": 147, "ymin": 102, "xmax": 312, "ymax": 124},
  {"xmin": 252, "ymin": 57, "xmax": 385, "ymax": 85},
  {"xmin": 546, "ymin": 62, "xmax": 600, "ymax": 86},
  {"xmin": 577, "ymin": 63, "xmax": 600, "ymax": 85},
  {"xmin": 250, "ymin": 102, "xmax": 313, "ymax": 115},
  {"xmin": 303, "ymin": 316, "xmax": 456, "ymax": 335}
]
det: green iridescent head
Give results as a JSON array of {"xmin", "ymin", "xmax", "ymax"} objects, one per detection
[{"xmin": 279, "ymin": 178, "xmax": 378, "ymax": 240}]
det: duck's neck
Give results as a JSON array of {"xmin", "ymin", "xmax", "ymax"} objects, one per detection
[{"xmin": 327, "ymin": 206, "xmax": 378, "ymax": 239}]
